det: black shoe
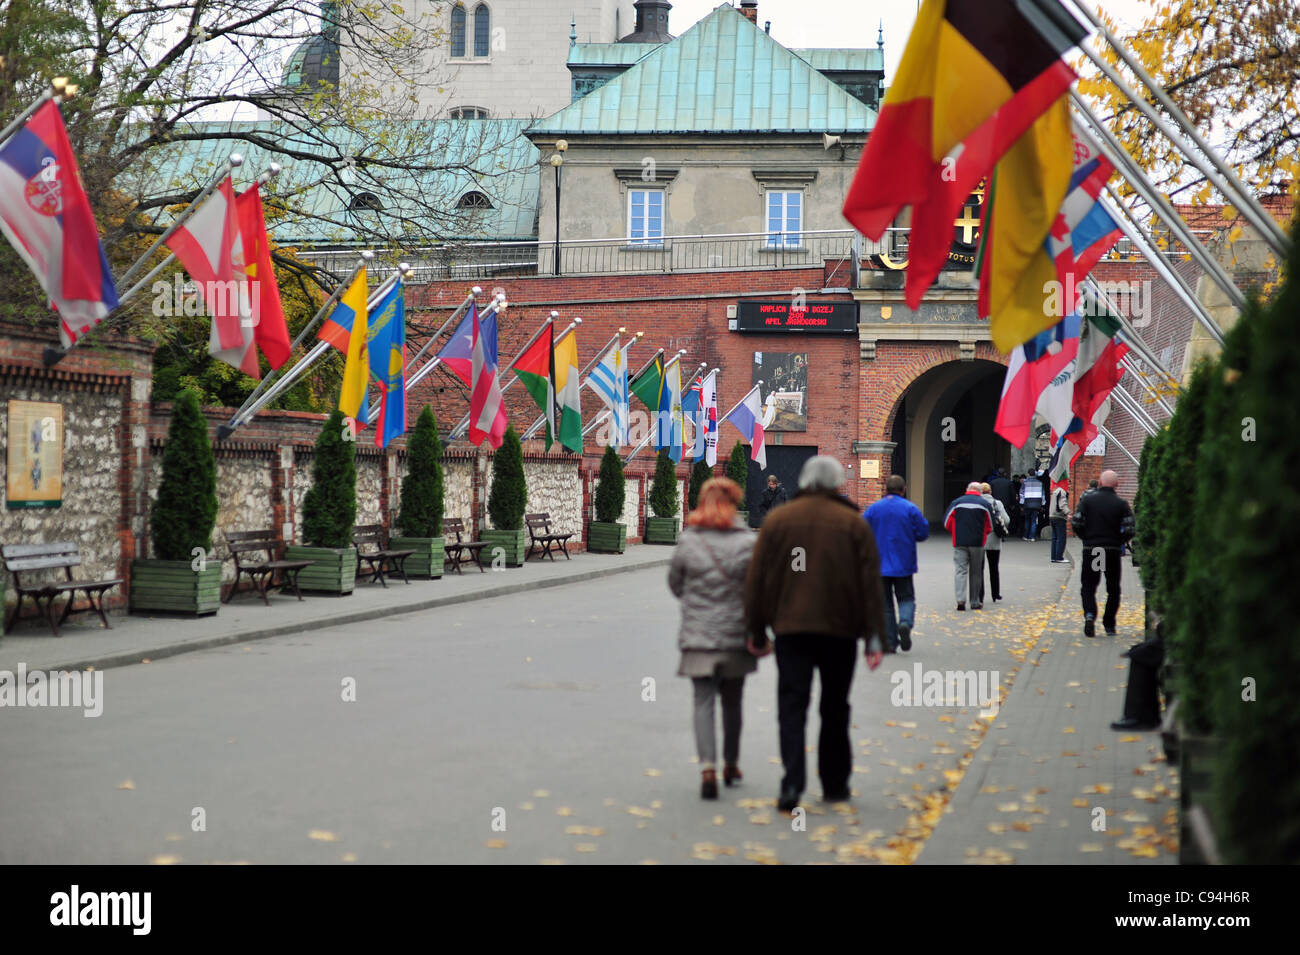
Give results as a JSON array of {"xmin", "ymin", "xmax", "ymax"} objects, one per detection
[
  {"xmin": 777, "ymin": 786, "xmax": 800, "ymax": 813},
  {"xmin": 1104, "ymin": 628, "xmax": 1117, "ymax": 637},
  {"xmin": 1084, "ymin": 616, "xmax": 1095, "ymax": 638},
  {"xmin": 898, "ymin": 622, "xmax": 912, "ymax": 651},
  {"xmin": 823, "ymin": 788, "xmax": 852, "ymax": 803},
  {"xmin": 701, "ymin": 769, "xmax": 718, "ymax": 800},
  {"xmin": 956, "ymin": 603, "xmax": 966, "ymax": 612},
  {"xmin": 971, "ymin": 604, "xmax": 983, "ymax": 610},
  {"xmin": 1110, "ymin": 717, "xmax": 1160, "ymax": 731}
]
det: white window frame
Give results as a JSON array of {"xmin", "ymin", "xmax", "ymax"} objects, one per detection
[
  {"xmin": 765, "ymin": 189, "xmax": 804, "ymax": 248},
  {"xmin": 627, "ymin": 188, "xmax": 665, "ymax": 247}
]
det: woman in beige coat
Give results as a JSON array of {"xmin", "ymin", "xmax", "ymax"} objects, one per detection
[{"xmin": 667, "ymin": 477, "xmax": 762, "ymax": 799}]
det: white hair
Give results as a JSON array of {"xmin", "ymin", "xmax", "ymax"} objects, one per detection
[
  {"xmin": 966, "ymin": 481, "xmax": 983, "ymax": 493},
  {"xmin": 798, "ymin": 455, "xmax": 845, "ymax": 493}
]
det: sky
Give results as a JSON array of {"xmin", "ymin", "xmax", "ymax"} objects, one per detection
[{"xmin": 662, "ymin": 1, "xmax": 1156, "ymax": 82}]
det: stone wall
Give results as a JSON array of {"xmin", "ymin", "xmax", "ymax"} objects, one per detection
[
  {"xmin": 355, "ymin": 452, "xmax": 385, "ymax": 527},
  {"xmin": 442, "ymin": 458, "xmax": 475, "ymax": 526},
  {"xmin": 522, "ymin": 459, "xmax": 583, "ymax": 537}
]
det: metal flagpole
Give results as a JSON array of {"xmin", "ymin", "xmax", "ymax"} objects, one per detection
[
  {"xmin": 1120, "ymin": 355, "xmax": 1175, "ymax": 419},
  {"xmin": 449, "ymin": 312, "xmax": 570, "ymax": 440},
  {"xmin": 365, "ymin": 287, "xmax": 493, "ymax": 425},
  {"xmin": 718, "ymin": 381, "xmax": 763, "ymax": 427},
  {"xmin": 115, "ymin": 163, "xmax": 285, "ymax": 309},
  {"xmin": 1072, "ymin": 98, "xmax": 1239, "ymax": 334},
  {"xmin": 398, "ymin": 291, "xmax": 503, "ymax": 398},
  {"xmin": 1063, "ymin": 0, "xmax": 1290, "ymax": 257},
  {"xmin": 521, "ymin": 328, "xmax": 622, "ymax": 441},
  {"xmin": 222, "ymin": 263, "xmax": 405, "ymax": 436},
  {"xmin": 625, "ymin": 350, "xmax": 687, "ymax": 463},
  {"xmin": 1098, "ymin": 424, "xmax": 1142, "ymax": 468},
  {"xmin": 1080, "ymin": 275, "xmax": 1182, "ymax": 395},
  {"xmin": 583, "ymin": 338, "xmax": 653, "ymax": 438},
  {"xmin": 684, "ymin": 364, "xmax": 716, "ymax": 460},
  {"xmin": 1098, "ymin": 182, "xmax": 1228, "ymax": 363},
  {"xmin": 1111, "ymin": 380, "xmax": 1160, "ymax": 436}
]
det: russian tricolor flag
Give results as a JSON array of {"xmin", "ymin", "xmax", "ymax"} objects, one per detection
[
  {"xmin": 437, "ymin": 301, "xmax": 499, "ymax": 387},
  {"xmin": 722, "ymin": 384, "xmax": 767, "ymax": 470},
  {"xmin": 0, "ymin": 101, "xmax": 118, "ymax": 348}
]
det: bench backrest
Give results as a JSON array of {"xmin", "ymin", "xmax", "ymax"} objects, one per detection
[
  {"xmin": 2, "ymin": 541, "xmax": 81, "ymax": 575},
  {"xmin": 525, "ymin": 513, "xmax": 553, "ymax": 537},
  {"xmin": 353, "ymin": 524, "xmax": 387, "ymax": 548},
  {"xmin": 443, "ymin": 518, "xmax": 469, "ymax": 542},
  {"xmin": 225, "ymin": 530, "xmax": 282, "ymax": 564}
]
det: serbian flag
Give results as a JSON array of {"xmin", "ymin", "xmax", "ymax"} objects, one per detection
[
  {"xmin": 368, "ymin": 279, "xmax": 406, "ymax": 448},
  {"xmin": 977, "ymin": 109, "xmax": 1116, "ymax": 352},
  {"xmin": 0, "ymin": 100, "xmax": 118, "ymax": 348},
  {"xmin": 234, "ymin": 184, "xmax": 292, "ymax": 369},
  {"xmin": 841, "ymin": 0, "xmax": 1085, "ymax": 309},
  {"xmin": 165, "ymin": 176, "xmax": 258, "ymax": 378},
  {"xmin": 468, "ymin": 302, "xmax": 508, "ymax": 449},
  {"xmin": 994, "ymin": 309, "xmax": 1080, "ymax": 448},
  {"xmin": 722, "ymin": 384, "xmax": 767, "ymax": 470}
]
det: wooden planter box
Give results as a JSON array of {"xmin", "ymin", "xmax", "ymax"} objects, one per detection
[
  {"xmin": 390, "ymin": 536, "xmax": 443, "ymax": 579},
  {"xmin": 588, "ymin": 521, "xmax": 627, "ymax": 554},
  {"xmin": 480, "ymin": 528, "xmax": 527, "ymax": 567},
  {"xmin": 644, "ymin": 516, "xmax": 680, "ymax": 544},
  {"xmin": 1177, "ymin": 729, "xmax": 1221, "ymax": 865},
  {"xmin": 130, "ymin": 559, "xmax": 223, "ymax": 615},
  {"xmin": 284, "ymin": 545, "xmax": 356, "ymax": 595}
]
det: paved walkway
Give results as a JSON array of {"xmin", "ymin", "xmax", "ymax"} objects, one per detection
[
  {"xmin": 918, "ymin": 539, "xmax": 1178, "ymax": 864},
  {"xmin": 0, "ymin": 546, "xmax": 673, "ymax": 674}
]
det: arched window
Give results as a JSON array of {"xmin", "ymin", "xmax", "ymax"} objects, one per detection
[
  {"xmin": 450, "ymin": 4, "xmax": 467, "ymax": 57},
  {"xmin": 473, "ymin": 3, "xmax": 491, "ymax": 57},
  {"xmin": 458, "ymin": 191, "xmax": 493, "ymax": 209},
  {"xmin": 349, "ymin": 192, "xmax": 383, "ymax": 212},
  {"xmin": 449, "ymin": 106, "xmax": 490, "ymax": 119}
]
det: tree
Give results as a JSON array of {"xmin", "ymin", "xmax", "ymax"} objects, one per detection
[
  {"xmin": 688, "ymin": 458, "xmax": 711, "ymax": 510},
  {"xmin": 301, "ymin": 408, "xmax": 356, "ymax": 547},
  {"xmin": 1132, "ymin": 425, "xmax": 1168, "ymax": 601},
  {"xmin": 150, "ymin": 389, "xmax": 217, "ymax": 560},
  {"xmin": 649, "ymin": 449, "xmax": 678, "ymax": 519},
  {"xmin": 487, "ymin": 427, "xmax": 526, "ymax": 531},
  {"xmin": 594, "ymin": 445, "xmax": 625, "ymax": 524},
  {"xmin": 1078, "ymin": 1, "xmax": 1300, "ymax": 210},
  {"xmin": 726, "ymin": 443, "xmax": 749, "ymax": 501},
  {"xmin": 397, "ymin": 405, "xmax": 444, "ymax": 538}
]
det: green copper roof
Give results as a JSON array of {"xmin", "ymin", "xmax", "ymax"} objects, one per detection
[
  {"xmin": 530, "ymin": 5, "xmax": 876, "ymax": 136},
  {"xmin": 567, "ymin": 41, "xmax": 661, "ymax": 66},
  {"xmin": 792, "ymin": 48, "xmax": 884, "ymax": 73}
]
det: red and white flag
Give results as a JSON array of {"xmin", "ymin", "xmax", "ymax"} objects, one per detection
[
  {"xmin": 468, "ymin": 303, "xmax": 508, "ymax": 449},
  {"xmin": 164, "ymin": 177, "xmax": 258, "ymax": 378},
  {"xmin": 234, "ymin": 184, "xmax": 291, "ymax": 369}
]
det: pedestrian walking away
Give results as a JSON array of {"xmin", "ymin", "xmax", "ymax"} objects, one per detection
[
  {"xmin": 944, "ymin": 481, "xmax": 994, "ymax": 611},
  {"xmin": 667, "ymin": 477, "xmax": 760, "ymax": 800},
  {"xmin": 1049, "ymin": 479, "xmax": 1070, "ymax": 563},
  {"xmin": 979, "ymin": 482, "xmax": 1010, "ymax": 604},
  {"xmin": 1072, "ymin": 469, "xmax": 1136, "ymax": 637},
  {"xmin": 758, "ymin": 474, "xmax": 788, "ymax": 523},
  {"xmin": 863, "ymin": 474, "xmax": 930, "ymax": 651},
  {"xmin": 1020, "ymin": 469, "xmax": 1045, "ymax": 540},
  {"xmin": 745, "ymin": 456, "xmax": 887, "ymax": 814}
]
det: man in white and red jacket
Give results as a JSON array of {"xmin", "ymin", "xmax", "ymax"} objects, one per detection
[{"xmin": 943, "ymin": 481, "xmax": 994, "ymax": 611}]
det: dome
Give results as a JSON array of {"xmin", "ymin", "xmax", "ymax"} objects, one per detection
[{"xmin": 281, "ymin": 32, "xmax": 339, "ymax": 88}]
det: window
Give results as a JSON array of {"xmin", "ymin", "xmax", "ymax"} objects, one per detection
[
  {"xmin": 766, "ymin": 190, "xmax": 802, "ymax": 247},
  {"xmin": 458, "ymin": 191, "xmax": 492, "ymax": 209},
  {"xmin": 628, "ymin": 189, "xmax": 664, "ymax": 246},
  {"xmin": 450, "ymin": 4, "xmax": 466, "ymax": 57},
  {"xmin": 349, "ymin": 192, "xmax": 382, "ymax": 212},
  {"xmin": 473, "ymin": 4, "xmax": 491, "ymax": 57},
  {"xmin": 450, "ymin": 106, "xmax": 490, "ymax": 119}
]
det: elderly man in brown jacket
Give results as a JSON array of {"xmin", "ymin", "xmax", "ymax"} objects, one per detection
[{"xmin": 744, "ymin": 455, "xmax": 888, "ymax": 813}]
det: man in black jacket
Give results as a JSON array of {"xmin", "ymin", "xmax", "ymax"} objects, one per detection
[
  {"xmin": 1076, "ymin": 470, "xmax": 1135, "ymax": 637},
  {"xmin": 759, "ymin": 475, "xmax": 788, "ymax": 523}
]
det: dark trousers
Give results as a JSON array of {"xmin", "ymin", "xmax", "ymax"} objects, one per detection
[
  {"xmin": 980, "ymin": 549, "xmax": 1001, "ymax": 602},
  {"xmin": 1050, "ymin": 517, "xmax": 1067, "ymax": 561},
  {"xmin": 775, "ymin": 633, "xmax": 857, "ymax": 797},
  {"xmin": 1081, "ymin": 545, "xmax": 1123, "ymax": 629},
  {"xmin": 881, "ymin": 575, "xmax": 916, "ymax": 650},
  {"xmin": 1122, "ymin": 637, "xmax": 1165, "ymax": 725}
]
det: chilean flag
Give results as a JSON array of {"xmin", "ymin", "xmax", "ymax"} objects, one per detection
[
  {"xmin": 437, "ymin": 301, "xmax": 498, "ymax": 387},
  {"xmin": 994, "ymin": 310, "xmax": 1081, "ymax": 449},
  {"xmin": 722, "ymin": 384, "xmax": 767, "ymax": 470},
  {"xmin": 468, "ymin": 303, "xmax": 507, "ymax": 449},
  {"xmin": 0, "ymin": 101, "xmax": 118, "ymax": 348}
]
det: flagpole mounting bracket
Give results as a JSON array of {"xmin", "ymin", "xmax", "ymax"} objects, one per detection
[{"xmin": 42, "ymin": 347, "xmax": 66, "ymax": 368}]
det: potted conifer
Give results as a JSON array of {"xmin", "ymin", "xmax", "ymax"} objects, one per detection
[
  {"xmin": 589, "ymin": 445, "xmax": 627, "ymax": 553},
  {"xmin": 392, "ymin": 406, "xmax": 444, "ymax": 578},
  {"xmin": 688, "ymin": 458, "xmax": 712, "ymax": 510},
  {"xmin": 481, "ymin": 427, "xmax": 528, "ymax": 567},
  {"xmin": 727, "ymin": 442, "xmax": 750, "ymax": 525},
  {"xmin": 131, "ymin": 389, "xmax": 222, "ymax": 615},
  {"xmin": 644, "ymin": 449, "xmax": 680, "ymax": 544},
  {"xmin": 286, "ymin": 409, "xmax": 359, "ymax": 594}
]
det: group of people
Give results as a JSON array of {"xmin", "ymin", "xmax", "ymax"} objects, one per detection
[{"xmin": 667, "ymin": 455, "xmax": 1139, "ymax": 813}]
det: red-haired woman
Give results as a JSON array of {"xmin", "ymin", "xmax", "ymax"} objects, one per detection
[{"xmin": 668, "ymin": 477, "xmax": 766, "ymax": 800}]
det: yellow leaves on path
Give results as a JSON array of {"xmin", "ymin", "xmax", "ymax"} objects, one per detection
[{"xmin": 307, "ymin": 830, "xmax": 339, "ymax": 842}]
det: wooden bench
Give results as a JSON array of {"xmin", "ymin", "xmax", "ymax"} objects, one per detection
[
  {"xmin": 526, "ymin": 513, "xmax": 573, "ymax": 561},
  {"xmin": 224, "ymin": 530, "xmax": 314, "ymax": 605},
  {"xmin": 353, "ymin": 524, "xmax": 415, "ymax": 587},
  {"xmin": 1, "ymin": 542, "xmax": 123, "ymax": 637},
  {"xmin": 443, "ymin": 518, "xmax": 487, "ymax": 574}
]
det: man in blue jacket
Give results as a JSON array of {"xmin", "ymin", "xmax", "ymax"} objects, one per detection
[{"xmin": 864, "ymin": 475, "xmax": 929, "ymax": 651}]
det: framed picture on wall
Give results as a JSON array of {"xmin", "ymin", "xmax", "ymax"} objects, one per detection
[
  {"xmin": 752, "ymin": 352, "xmax": 808, "ymax": 431},
  {"xmin": 6, "ymin": 400, "xmax": 63, "ymax": 508}
]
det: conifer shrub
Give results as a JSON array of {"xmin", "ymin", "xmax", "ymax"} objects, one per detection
[
  {"xmin": 302, "ymin": 409, "xmax": 357, "ymax": 548},
  {"xmin": 688, "ymin": 458, "xmax": 712, "ymax": 510},
  {"xmin": 726, "ymin": 442, "xmax": 748, "ymax": 499},
  {"xmin": 487, "ymin": 426, "xmax": 527, "ymax": 530},
  {"xmin": 649, "ymin": 449, "xmax": 679, "ymax": 518},
  {"xmin": 397, "ymin": 406, "xmax": 444, "ymax": 538},
  {"xmin": 151, "ymin": 389, "xmax": 218, "ymax": 561},
  {"xmin": 594, "ymin": 445, "xmax": 626, "ymax": 523}
]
